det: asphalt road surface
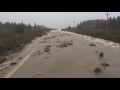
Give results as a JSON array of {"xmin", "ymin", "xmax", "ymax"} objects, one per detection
[{"xmin": 0, "ymin": 30, "xmax": 120, "ymax": 78}]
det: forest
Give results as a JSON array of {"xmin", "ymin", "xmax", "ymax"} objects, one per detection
[{"xmin": 75, "ymin": 16, "xmax": 120, "ymax": 30}]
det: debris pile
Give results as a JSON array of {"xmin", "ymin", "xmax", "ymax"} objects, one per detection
[
  {"xmin": 89, "ymin": 43, "xmax": 96, "ymax": 46},
  {"xmin": 94, "ymin": 67, "xmax": 101, "ymax": 73},
  {"xmin": 44, "ymin": 47, "xmax": 50, "ymax": 52},
  {"xmin": 99, "ymin": 52, "xmax": 104, "ymax": 57},
  {"xmin": 32, "ymin": 50, "xmax": 42, "ymax": 57},
  {"xmin": 10, "ymin": 62, "xmax": 17, "ymax": 65},
  {"xmin": 101, "ymin": 62, "xmax": 110, "ymax": 67},
  {"xmin": 57, "ymin": 41, "xmax": 73, "ymax": 48},
  {"xmin": 46, "ymin": 45, "xmax": 51, "ymax": 48},
  {"xmin": 18, "ymin": 57, "xmax": 23, "ymax": 59},
  {"xmin": 51, "ymin": 35, "xmax": 56, "ymax": 38},
  {"xmin": 0, "ymin": 57, "xmax": 7, "ymax": 64}
]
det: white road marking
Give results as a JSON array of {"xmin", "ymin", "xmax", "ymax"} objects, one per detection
[{"xmin": 4, "ymin": 49, "xmax": 36, "ymax": 78}]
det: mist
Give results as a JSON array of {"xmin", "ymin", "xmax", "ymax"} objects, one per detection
[{"xmin": 0, "ymin": 12, "xmax": 120, "ymax": 28}]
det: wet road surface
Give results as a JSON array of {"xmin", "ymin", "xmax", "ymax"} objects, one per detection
[{"xmin": 0, "ymin": 30, "xmax": 120, "ymax": 78}]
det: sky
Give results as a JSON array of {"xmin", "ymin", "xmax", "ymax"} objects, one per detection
[{"xmin": 0, "ymin": 12, "xmax": 120, "ymax": 29}]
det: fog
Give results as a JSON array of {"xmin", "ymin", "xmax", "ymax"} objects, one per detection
[{"xmin": 0, "ymin": 12, "xmax": 120, "ymax": 29}]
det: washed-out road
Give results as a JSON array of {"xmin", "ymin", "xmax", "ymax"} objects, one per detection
[{"xmin": 0, "ymin": 30, "xmax": 120, "ymax": 78}]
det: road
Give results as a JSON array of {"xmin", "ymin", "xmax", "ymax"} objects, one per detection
[{"xmin": 0, "ymin": 30, "xmax": 120, "ymax": 78}]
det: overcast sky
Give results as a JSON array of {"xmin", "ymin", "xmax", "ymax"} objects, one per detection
[{"xmin": 0, "ymin": 12, "xmax": 120, "ymax": 29}]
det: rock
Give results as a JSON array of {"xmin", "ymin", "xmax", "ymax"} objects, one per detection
[
  {"xmin": 89, "ymin": 44, "xmax": 96, "ymax": 46},
  {"xmin": 44, "ymin": 47, "xmax": 50, "ymax": 52},
  {"xmin": 60, "ymin": 42, "xmax": 73, "ymax": 48},
  {"xmin": 60, "ymin": 43, "xmax": 68, "ymax": 48},
  {"xmin": 38, "ymin": 51, "xmax": 41, "ymax": 52},
  {"xmin": 0, "ymin": 57, "xmax": 7, "ymax": 64},
  {"xmin": 94, "ymin": 67, "xmax": 101, "ymax": 73},
  {"xmin": 67, "ymin": 42, "xmax": 73, "ymax": 45},
  {"xmin": 56, "ymin": 45, "xmax": 60, "ymax": 47},
  {"xmin": 37, "ymin": 72, "xmax": 42, "ymax": 75},
  {"xmin": 32, "ymin": 55, "xmax": 35, "ymax": 57},
  {"xmin": 48, "ymin": 51, "xmax": 51, "ymax": 54},
  {"xmin": 51, "ymin": 36, "xmax": 56, "ymax": 38},
  {"xmin": 4, "ymin": 66, "xmax": 9, "ymax": 70},
  {"xmin": 99, "ymin": 52, "xmax": 104, "ymax": 57},
  {"xmin": 56, "ymin": 41, "xmax": 61, "ymax": 43},
  {"xmin": 44, "ymin": 37, "xmax": 51, "ymax": 41},
  {"xmin": 10, "ymin": 62, "xmax": 17, "ymax": 65},
  {"xmin": 47, "ymin": 55, "xmax": 51, "ymax": 58},
  {"xmin": 19, "ymin": 57, "xmax": 23, "ymax": 59},
  {"xmin": 101, "ymin": 62, "xmax": 110, "ymax": 67},
  {"xmin": 67, "ymin": 34, "xmax": 70, "ymax": 36},
  {"xmin": 46, "ymin": 45, "xmax": 51, "ymax": 47},
  {"xmin": 40, "ymin": 41, "xmax": 45, "ymax": 43},
  {"xmin": 95, "ymin": 51, "xmax": 98, "ymax": 53},
  {"xmin": 38, "ymin": 53, "xmax": 40, "ymax": 55}
]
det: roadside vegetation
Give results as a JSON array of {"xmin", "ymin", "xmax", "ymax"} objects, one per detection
[
  {"xmin": 63, "ymin": 16, "xmax": 120, "ymax": 43},
  {"xmin": 0, "ymin": 22, "xmax": 51, "ymax": 55}
]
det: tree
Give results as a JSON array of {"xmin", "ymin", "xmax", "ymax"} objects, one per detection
[
  {"xmin": 20, "ymin": 22, "xmax": 25, "ymax": 29},
  {"xmin": 15, "ymin": 24, "xmax": 25, "ymax": 34},
  {"xmin": 34, "ymin": 23, "xmax": 36, "ymax": 28},
  {"xmin": 12, "ymin": 22, "xmax": 17, "ymax": 29},
  {"xmin": 28, "ymin": 23, "xmax": 32, "ymax": 30},
  {"xmin": 117, "ymin": 16, "xmax": 120, "ymax": 22},
  {"xmin": 95, "ymin": 20, "xmax": 99, "ymax": 29},
  {"xmin": 68, "ymin": 26, "xmax": 71, "ymax": 29},
  {"xmin": 117, "ymin": 16, "xmax": 120, "ymax": 29},
  {"xmin": 0, "ymin": 22, "xmax": 3, "ymax": 29},
  {"xmin": 26, "ymin": 23, "xmax": 32, "ymax": 31},
  {"xmin": 76, "ymin": 23, "xmax": 80, "ymax": 29},
  {"xmin": 3, "ymin": 22, "xmax": 11, "ymax": 28}
]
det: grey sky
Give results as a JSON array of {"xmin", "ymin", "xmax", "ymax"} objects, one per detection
[{"xmin": 0, "ymin": 12, "xmax": 120, "ymax": 29}]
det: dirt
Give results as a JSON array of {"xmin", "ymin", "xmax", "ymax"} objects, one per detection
[
  {"xmin": 94, "ymin": 67, "xmax": 101, "ymax": 73},
  {"xmin": 89, "ymin": 43, "xmax": 96, "ymax": 46},
  {"xmin": 0, "ymin": 47, "xmax": 23, "ymax": 64},
  {"xmin": 56, "ymin": 41, "xmax": 73, "ymax": 48},
  {"xmin": 10, "ymin": 62, "xmax": 17, "ymax": 65}
]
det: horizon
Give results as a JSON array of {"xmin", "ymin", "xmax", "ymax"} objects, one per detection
[{"xmin": 0, "ymin": 12, "xmax": 120, "ymax": 29}]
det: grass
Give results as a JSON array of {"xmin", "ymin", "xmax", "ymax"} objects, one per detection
[
  {"xmin": 0, "ymin": 28, "xmax": 50, "ymax": 55},
  {"xmin": 63, "ymin": 29, "xmax": 120, "ymax": 43}
]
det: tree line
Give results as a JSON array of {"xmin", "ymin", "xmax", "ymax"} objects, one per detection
[
  {"xmin": 0, "ymin": 21, "xmax": 51, "ymax": 55},
  {"xmin": 63, "ymin": 16, "xmax": 120, "ymax": 43},
  {"xmin": 75, "ymin": 16, "xmax": 120, "ymax": 30},
  {"xmin": 0, "ymin": 21, "xmax": 50, "ymax": 34}
]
